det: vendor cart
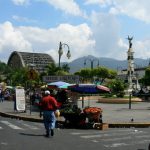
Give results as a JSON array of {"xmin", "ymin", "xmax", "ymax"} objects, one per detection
[
  {"xmin": 60, "ymin": 84, "xmax": 109, "ymax": 128},
  {"xmin": 60, "ymin": 105, "xmax": 86, "ymax": 128}
]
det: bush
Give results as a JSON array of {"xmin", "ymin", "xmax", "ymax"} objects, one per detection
[
  {"xmin": 116, "ymin": 91, "xmax": 125, "ymax": 98},
  {"xmin": 107, "ymin": 79, "xmax": 126, "ymax": 98}
]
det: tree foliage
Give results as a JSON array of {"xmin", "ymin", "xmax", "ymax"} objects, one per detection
[
  {"xmin": 141, "ymin": 67, "xmax": 150, "ymax": 86},
  {"xmin": 46, "ymin": 63, "xmax": 60, "ymax": 75},
  {"xmin": 74, "ymin": 68, "xmax": 92, "ymax": 83},
  {"xmin": 46, "ymin": 63, "xmax": 70, "ymax": 76},
  {"xmin": 107, "ymin": 79, "xmax": 126, "ymax": 97},
  {"xmin": 74, "ymin": 66, "xmax": 117, "ymax": 84},
  {"xmin": 61, "ymin": 64, "xmax": 70, "ymax": 73}
]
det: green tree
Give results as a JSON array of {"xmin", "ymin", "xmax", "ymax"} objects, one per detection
[
  {"xmin": 108, "ymin": 69, "xmax": 117, "ymax": 79},
  {"xmin": 74, "ymin": 66, "xmax": 117, "ymax": 84},
  {"xmin": 141, "ymin": 67, "xmax": 150, "ymax": 86},
  {"xmin": 46, "ymin": 63, "xmax": 59, "ymax": 75},
  {"xmin": 45, "ymin": 62, "xmax": 70, "ymax": 76},
  {"xmin": 95, "ymin": 67, "xmax": 109, "ymax": 84},
  {"xmin": 74, "ymin": 68, "xmax": 92, "ymax": 83},
  {"xmin": 5, "ymin": 66, "xmax": 40, "ymax": 88},
  {"xmin": 0, "ymin": 61, "xmax": 7, "ymax": 74},
  {"xmin": 92, "ymin": 67, "xmax": 117, "ymax": 84},
  {"xmin": 0, "ymin": 61, "xmax": 13, "ymax": 83},
  {"xmin": 57, "ymin": 71, "xmax": 69, "ymax": 75},
  {"xmin": 61, "ymin": 63, "xmax": 70, "ymax": 73},
  {"xmin": 9, "ymin": 68, "xmax": 30, "ymax": 87},
  {"xmin": 108, "ymin": 79, "xmax": 126, "ymax": 97}
]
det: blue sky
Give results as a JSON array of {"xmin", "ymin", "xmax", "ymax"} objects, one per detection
[{"xmin": 0, "ymin": 0, "xmax": 150, "ymax": 64}]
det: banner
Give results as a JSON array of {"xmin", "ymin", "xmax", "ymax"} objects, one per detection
[
  {"xmin": 43, "ymin": 75, "xmax": 80, "ymax": 83},
  {"xmin": 15, "ymin": 88, "xmax": 26, "ymax": 111}
]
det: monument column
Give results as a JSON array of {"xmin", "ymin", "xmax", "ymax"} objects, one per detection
[{"xmin": 127, "ymin": 36, "xmax": 135, "ymax": 90}]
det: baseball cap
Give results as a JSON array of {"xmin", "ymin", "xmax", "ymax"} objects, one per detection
[{"xmin": 45, "ymin": 90, "xmax": 50, "ymax": 95}]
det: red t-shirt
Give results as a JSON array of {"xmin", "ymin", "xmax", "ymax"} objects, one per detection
[{"xmin": 41, "ymin": 95, "xmax": 58, "ymax": 111}]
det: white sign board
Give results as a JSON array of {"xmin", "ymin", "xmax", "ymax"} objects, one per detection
[{"xmin": 15, "ymin": 88, "xmax": 26, "ymax": 111}]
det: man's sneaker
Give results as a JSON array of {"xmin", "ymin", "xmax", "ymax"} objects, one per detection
[
  {"xmin": 45, "ymin": 133, "xmax": 49, "ymax": 137},
  {"xmin": 45, "ymin": 131, "xmax": 49, "ymax": 137},
  {"xmin": 51, "ymin": 129, "xmax": 54, "ymax": 136}
]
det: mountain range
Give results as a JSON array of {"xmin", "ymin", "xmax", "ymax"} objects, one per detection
[{"xmin": 64, "ymin": 55, "xmax": 150, "ymax": 73}]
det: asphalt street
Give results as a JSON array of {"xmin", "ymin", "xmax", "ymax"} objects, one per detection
[{"xmin": 0, "ymin": 116, "xmax": 150, "ymax": 150}]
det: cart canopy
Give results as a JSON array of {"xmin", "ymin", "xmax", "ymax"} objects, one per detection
[{"xmin": 68, "ymin": 84, "xmax": 110, "ymax": 94}]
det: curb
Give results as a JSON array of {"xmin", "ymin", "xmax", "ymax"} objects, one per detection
[
  {"xmin": 1, "ymin": 112, "xmax": 150, "ymax": 128},
  {"xmin": 97, "ymin": 98, "xmax": 142, "ymax": 104},
  {"xmin": 0, "ymin": 112, "xmax": 65, "ymax": 125},
  {"xmin": 0, "ymin": 112, "xmax": 42, "ymax": 122},
  {"xmin": 109, "ymin": 122, "xmax": 150, "ymax": 128}
]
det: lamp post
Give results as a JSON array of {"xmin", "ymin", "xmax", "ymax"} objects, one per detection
[
  {"xmin": 129, "ymin": 91, "xmax": 132, "ymax": 109},
  {"xmin": 84, "ymin": 58, "xmax": 99, "ymax": 69},
  {"xmin": 58, "ymin": 41, "xmax": 71, "ymax": 68}
]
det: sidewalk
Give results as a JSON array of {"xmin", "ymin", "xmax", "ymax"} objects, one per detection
[
  {"xmin": 78, "ymin": 99, "xmax": 150, "ymax": 126},
  {"xmin": 1, "ymin": 100, "xmax": 150, "ymax": 128},
  {"xmin": 0, "ymin": 101, "xmax": 65, "ymax": 123}
]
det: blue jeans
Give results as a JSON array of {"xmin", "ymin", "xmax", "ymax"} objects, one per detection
[
  {"xmin": 0, "ymin": 95, "xmax": 4, "ymax": 102},
  {"xmin": 43, "ymin": 111, "xmax": 56, "ymax": 133}
]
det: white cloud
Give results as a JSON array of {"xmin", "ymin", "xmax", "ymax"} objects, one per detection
[
  {"xmin": 12, "ymin": 0, "xmax": 84, "ymax": 16},
  {"xmin": 85, "ymin": 0, "xmax": 150, "ymax": 24},
  {"xmin": 88, "ymin": 10, "xmax": 150, "ymax": 60},
  {"xmin": 0, "ymin": 21, "xmax": 94, "ymax": 63},
  {"xmin": 42, "ymin": 0, "xmax": 84, "ymax": 17},
  {"xmin": 1, "ymin": 15, "xmax": 150, "ymax": 64},
  {"xmin": 12, "ymin": 0, "xmax": 30, "ymax": 5},
  {"xmin": 114, "ymin": 1, "xmax": 150, "ymax": 24},
  {"xmin": 84, "ymin": 0, "xmax": 112, "ymax": 6},
  {"xmin": 134, "ymin": 39, "xmax": 150, "ymax": 59},
  {"xmin": 83, "ymin": 0, "xmax": 150, "ymax": 60},
  {"xmin": 19, "ymin": 23, "xmax": 95, "ymax": 62},
  {"xmin": 89, "ymin": 11, "xmax": 126, "ymax": 59},
  {"xmin": 0, "ymin": 22, "xmax": 32, "ymax": 62},
  {"xmin": 1, "ymin": 19, "xmax": 149, "ymax": 64},
  {"xmin": 85, "ymin": 0, "xmax": 104, "ymax": 5}
]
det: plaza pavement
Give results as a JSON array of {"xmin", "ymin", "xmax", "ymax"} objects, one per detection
[{"xmin": 0, "ymin": 99, "xmax": 150, "ymax": 128}]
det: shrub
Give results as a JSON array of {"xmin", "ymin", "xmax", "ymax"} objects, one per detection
[{"xmin": 107, "ymin": 79, "xmax": 126, "ymax": 98}]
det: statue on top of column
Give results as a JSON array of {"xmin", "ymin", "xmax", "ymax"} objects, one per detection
[{"xmin": 127, "ymin": 35, "xmax": 133, "ymax": 49}]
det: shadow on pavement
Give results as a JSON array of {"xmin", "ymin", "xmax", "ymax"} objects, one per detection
[{"xmin": 19, "ymin": 132, "xmax": 44, "ymax": 137}]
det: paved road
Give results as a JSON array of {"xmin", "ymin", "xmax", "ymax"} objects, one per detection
[{"xmin": 0, "ymin": 116, "xmax": 150, "ymax": 150}]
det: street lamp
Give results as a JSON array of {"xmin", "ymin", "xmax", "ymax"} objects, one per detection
[
  {"xmin": 84, "ymin": 58, "xmax": 99, "ymax": 69},
  {"xmin": 58, "ymin": 41, "xmax": 71, "ymax": 68}
]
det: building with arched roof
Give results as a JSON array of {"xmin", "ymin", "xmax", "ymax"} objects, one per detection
[{"xmin": 7, "ymin": 51, "xmax": 55, "ymax": 73}]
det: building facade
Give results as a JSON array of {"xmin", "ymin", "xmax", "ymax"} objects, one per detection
[{"xmin": 7, "ymin": 51, "xmax": 55, "ymax": 73}]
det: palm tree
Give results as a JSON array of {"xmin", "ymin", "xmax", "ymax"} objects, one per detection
[
  {"xmin": 61, "ymin": 64, "xmax": 70, "ymax": 73},
  {"xmin": 46, "ymin": 63, "xmax": 70, "ymax": 75},
  {"xmin": 45, "ymin": 63, "xmax": 59, "ymax": 75}
]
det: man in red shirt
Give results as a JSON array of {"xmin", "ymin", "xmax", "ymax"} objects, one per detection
[{"xmin": 40, "ymin": 90, "xmax": 58, "ymax": 137}]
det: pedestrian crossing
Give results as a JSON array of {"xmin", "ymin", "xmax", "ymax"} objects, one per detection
[
  {"xmin": 0, "ymin": 119, "xmax": 150, "ymax": 149},
  {"xmin": 0, "ymin": 119, "xmax": 43, "ymax": 131},
  {"xmin": 70, "ymin": 128, "xmax": 150, "ymax": 148},
  {"xmin": 1, "ymin": 120, "xmax": 23, "ymax": 130}
]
